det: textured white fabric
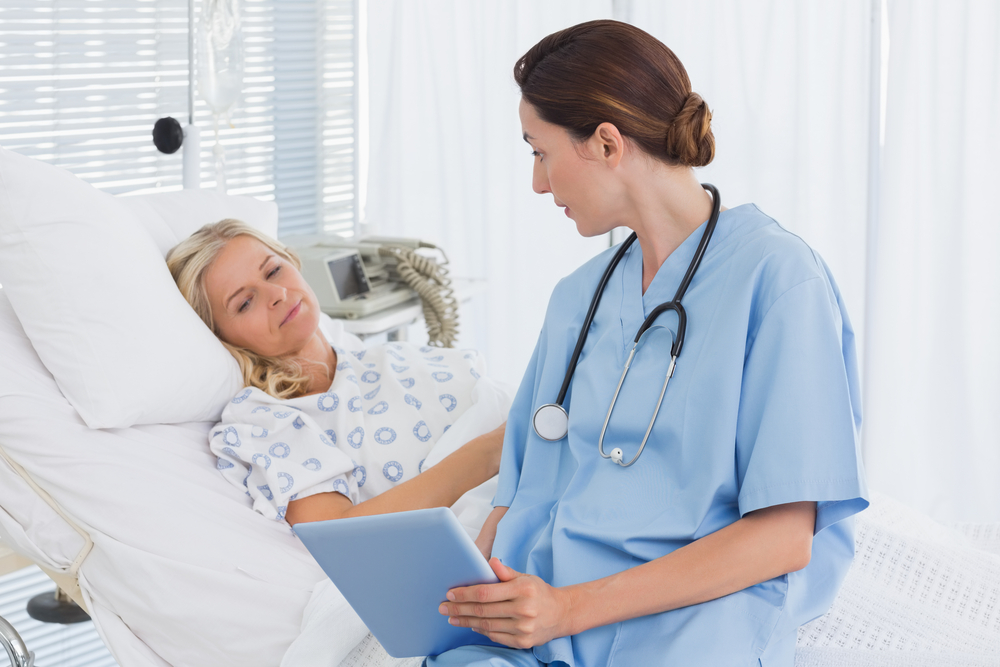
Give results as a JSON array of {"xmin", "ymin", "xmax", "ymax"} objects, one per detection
[
  {"xmin": 0, "ymin": 148, "xmax": 279, "ymax": 428},
  {"xmin": 953, "ymin": 523, "xmax": 1000, "ymax": 557},
  {"xmin": 795, "ymin": 492, "xmax": 1000, "ymax": 666},
  {"xmin": 339, "ymin": 635, "xmax": 422, "ymax": 667},
  {"xmin": 864, "ymin": 0, "xmax": 1000, "ymax": 524}
]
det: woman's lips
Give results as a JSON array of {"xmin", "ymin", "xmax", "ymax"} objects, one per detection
[{"xmin": 281, "ymin": 300, "xmax": 302, "ymax": 327}]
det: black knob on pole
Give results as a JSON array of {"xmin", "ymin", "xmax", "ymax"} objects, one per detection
[
  {"xmin": 26, "ymin": 589, "xmax": 91, "ymax": 625},
  {"xmin": 152, "ymin": 116, "xmax": 185, "ymax": 154}
]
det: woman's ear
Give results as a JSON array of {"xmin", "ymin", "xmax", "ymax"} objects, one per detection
[{"xmin": 592, "ymin": 122, "xmax": 625, "ymax": 168}]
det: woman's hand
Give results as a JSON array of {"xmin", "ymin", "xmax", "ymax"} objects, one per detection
[{"xmin": 438, "ymin": 557, "xmax": 573, "ymax": 649}]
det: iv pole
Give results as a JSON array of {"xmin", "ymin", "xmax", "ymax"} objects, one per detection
[
  {"xmin": 151, "ymin": 0, "xmax": 200, "ymax": 188},
  {"xmin": 182, "ymin": 0, "xmax": 201, "ymax": 189}
]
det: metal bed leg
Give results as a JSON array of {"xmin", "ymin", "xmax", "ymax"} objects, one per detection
[{"xmin": 0, "ymin": 614, "xmax": 34, "ymax": 667}]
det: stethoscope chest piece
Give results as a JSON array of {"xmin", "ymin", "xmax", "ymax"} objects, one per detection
[{"xmin": 533, "ymin": 403, "xmax": 569, "ymax": 441}]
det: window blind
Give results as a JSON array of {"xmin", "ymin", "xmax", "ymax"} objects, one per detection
[
  {"xmin": 273, "ymin": 0, "xmax": 357, "ymax": 236},
  {"xmin": 0, "ymin": 0, "xmax": 357, "ymax": 237}
]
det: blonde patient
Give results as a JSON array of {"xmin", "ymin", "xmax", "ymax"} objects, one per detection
[{"xmin": 166, "ymin": 219, "xmax": 503, "ymax": 526}]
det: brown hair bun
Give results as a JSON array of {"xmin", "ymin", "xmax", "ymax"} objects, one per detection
[{"xmin": 665, "ymin": 92, "xmax": 715, "ymax": 168}]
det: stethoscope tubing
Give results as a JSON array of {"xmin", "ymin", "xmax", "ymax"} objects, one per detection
[
  {"xmin": 553, "ymin": 233, "xmax": 638, "ymax": 407},
  {"xmin": 532, "ymin": 183, "xmax": 722, "ymax": 464},
  {"xmin": 597, "ymin": 341, "xmax": 677, "ymax": 467}
]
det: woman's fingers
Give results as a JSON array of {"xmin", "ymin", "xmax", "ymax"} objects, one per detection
[
  {"xmin": 439, "ymin": 599, "xmax": 522, "ymax": 620},
  {"xmin": 444, "ymin": 613, "xmax": 545, "ymax": 650},
  {"xmin": 489, "ymin": 556, "xmax": 518, "ymax": 581},
  {"xmin": 439, "ymin": 561, "xmax": 571, "ymax": 649},
  {"xmin": 445, "ymin": 558, "xmax": 523, "ymax": 605}
]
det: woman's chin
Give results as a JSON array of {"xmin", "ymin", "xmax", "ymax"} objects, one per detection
[
  {"xmin": 574, "ymin": 219, "xmax": 614, "ymax": 238},
  {"xmin": 298, "ymin": 304, "xmax": 326, "ymax": 347}
]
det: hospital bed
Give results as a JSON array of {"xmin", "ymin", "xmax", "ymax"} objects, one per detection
[{"xmin": 1, "ymin": 146, "xmax": 998, "ymax": 667}]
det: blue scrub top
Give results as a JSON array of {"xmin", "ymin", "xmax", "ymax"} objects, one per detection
[{"xmin": 490, "ymin": 204, "xmax": 869, "ymax": 667}]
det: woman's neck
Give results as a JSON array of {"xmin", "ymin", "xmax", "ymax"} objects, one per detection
[
  {"xmin": 620, "ymin": 166, "xmax": 717, "ymax": 294},
  {"xmin": 297, "ymin": 329, "xmax": 337, "ymax": 395}
]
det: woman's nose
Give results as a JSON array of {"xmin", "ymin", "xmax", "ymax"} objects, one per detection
[
  {"xmin": 532, "ymin": 159, "xmax": 550, "ymax": 195},
  {"xmin": 266, "ymin": 283, "xmax": 287, "ymax": 306}
]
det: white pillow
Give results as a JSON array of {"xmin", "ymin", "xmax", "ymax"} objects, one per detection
[
  {"xmin": 121, "ymin": 189, "xmax": 278, "ymax": 257},
  {"xmin": 0, "ymin": 146, "xmax": 268, "ymax": 428}
]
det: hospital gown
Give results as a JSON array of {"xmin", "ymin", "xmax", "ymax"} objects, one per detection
[
  {"xmin": 429, "ymin": 204, "xmax": 869, "ymax": 667},
  {"xmin": 211, "ymin": 331, "xmax": 486, "ymax": 522}
]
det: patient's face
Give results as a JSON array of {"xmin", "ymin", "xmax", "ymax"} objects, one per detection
[{"xmin": 203, "ymin": 235, "xmax": 322, "ymax": 358}]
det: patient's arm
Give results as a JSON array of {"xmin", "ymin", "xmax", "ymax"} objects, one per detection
[
  {"xmin": 475, "ymin": 506, "xmax": 508, "ymax": 559},
  {"xmin": 285, "ymin": 423, "xmax": 505, "ymax": 525}
]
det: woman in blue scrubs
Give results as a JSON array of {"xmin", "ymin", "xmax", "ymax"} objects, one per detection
[{"xmin": 432, "ymin": 20, "xmax": 868, "ymax": 667}]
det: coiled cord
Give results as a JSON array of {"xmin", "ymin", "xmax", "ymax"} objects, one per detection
[{"xmin": 377, "ymin": 245, "xmax": 459, "ymax": 347}]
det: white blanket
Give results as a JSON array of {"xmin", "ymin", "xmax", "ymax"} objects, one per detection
[{"xmin": 795, "ymin": 492, "xmax": 1000, "ymax": 666}]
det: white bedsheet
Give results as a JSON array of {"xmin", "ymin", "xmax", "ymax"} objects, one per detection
[{"xmin": 795, "ymin": 492, "xmax": 1000, "ymax": 666}]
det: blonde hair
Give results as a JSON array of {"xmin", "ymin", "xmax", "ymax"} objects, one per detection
[{"xmin": 165, "ymin": 219, "xmax": 316, "ymax": 399}]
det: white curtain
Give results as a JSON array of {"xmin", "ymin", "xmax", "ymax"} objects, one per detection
[
  {"xmin": 365, "ymin": 0, "xmax": 613, "ymax": 388},
  {"xmin": 616, "ymin": 0, "xmax": 874, "ymax": 357},
  {"xmin": 365, "ymin": 0, "xmax": 871, "ymax": 388},
  {"xmin": 865, "ymin": 0, "xmax": 1000, "ymax": 523}
]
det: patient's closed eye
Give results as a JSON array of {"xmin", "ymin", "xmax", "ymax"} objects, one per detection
[{"xmin": 235, "ymin": 264, "xmax": 282, "ymax": 313}]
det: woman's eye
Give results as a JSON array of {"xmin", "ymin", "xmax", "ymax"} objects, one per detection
[
  {"xmin": 267, "ymin": 265, "xmax": 281, "ymax": 279},
  {"xmin": 238, "ymin": 297, "xmax": 252, "ymax": 313},
  {"xmin": 530, "ymin": 150, "xmax": 541, "ymax": 159}
]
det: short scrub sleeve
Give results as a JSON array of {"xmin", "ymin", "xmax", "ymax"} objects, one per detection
[
  {"xmin": 735, "ymin": 277, "xmax": 868, "ymax": 534},
  {"xmin": 211, "ymin": 388, "xmax": 358, "ymax": 522}
]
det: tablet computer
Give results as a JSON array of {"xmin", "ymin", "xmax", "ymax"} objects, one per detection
[{"xmin": 293, "ymin": 507, "xmax": 504, "ymax": 658}]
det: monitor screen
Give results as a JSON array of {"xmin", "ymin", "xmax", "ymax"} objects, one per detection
[{"xmin": 327, "ymin": 253, "xmax": 369, "ymax": 300}]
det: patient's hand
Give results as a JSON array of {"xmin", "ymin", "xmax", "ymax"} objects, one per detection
[{"xmin": 475, "ymin": 506, "xmax": 508, "ymax": 559}]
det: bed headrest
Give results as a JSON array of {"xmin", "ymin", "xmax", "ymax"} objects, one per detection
[{"xmin": 0, "ymin": 146, "xmax": 277, "ymax": 428}]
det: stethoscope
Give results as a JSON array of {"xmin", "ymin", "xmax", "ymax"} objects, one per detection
[{"xmin": 531, "ymin": 183, "xmax": 721, "ymax": 467}]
